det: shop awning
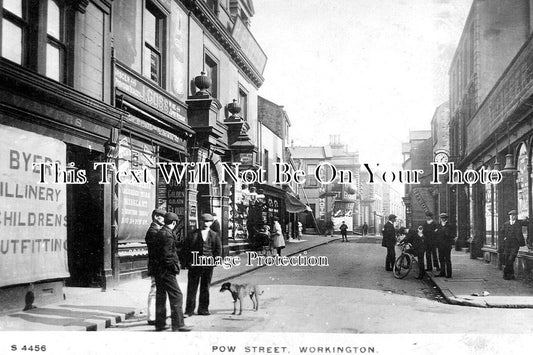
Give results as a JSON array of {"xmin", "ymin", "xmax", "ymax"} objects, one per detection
[{"xmin": 285, "ymin": 192, "xmax": 311, "ymax": 213}]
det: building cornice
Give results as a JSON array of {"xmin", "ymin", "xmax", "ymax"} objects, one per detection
[{"xmin": 184, "ymin": 0, "xmax": 265, "ymax": 88}]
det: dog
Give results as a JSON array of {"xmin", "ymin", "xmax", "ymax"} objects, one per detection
[{"xmin": 219, "ymin": 282, "xmax": 263, "ymax": 315}]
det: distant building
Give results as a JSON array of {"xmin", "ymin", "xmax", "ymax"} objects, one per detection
[{"xmin": 402, "ymin": 131, "xmax": 433, "ymax": 228}]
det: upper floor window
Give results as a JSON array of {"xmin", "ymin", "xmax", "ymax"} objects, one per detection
[
  {"xmin": 307, "ymin": 164, "xmax": 317, "ymax": 187},
  {"xmin": 1, "ymin": 0, "xmax": 67, "ymax": 83},
  {"xmin": 46, "ymin": 0, "xmax": 65, "ymax": 81},
  {"xmin": 204, "ymin": 52, "xmax": 218, "ymax": 98},
  {"xmin": 2, "ymin": 0, "xmax": 27, "ymax": 65},
  {"xmin": 143, "ymin": 2, "xmax": 165, "ymax": 85},
  {"xmin": 238, "ymin": 87, "xmax": 248, "ymax": 121}
]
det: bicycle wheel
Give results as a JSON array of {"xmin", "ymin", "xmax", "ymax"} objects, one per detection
[{"xmin": 393, "ymin": 253, "xmax": 412, "ymax": 279}]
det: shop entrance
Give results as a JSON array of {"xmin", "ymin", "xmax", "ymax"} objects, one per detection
[{"xmin": 65, "ymin": 145, "xmax": 104, "ymax": 287}]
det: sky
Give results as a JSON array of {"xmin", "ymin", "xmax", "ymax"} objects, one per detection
[{"xmin": 251, "ymin": 0, "xmax": 473, "ymax": 170}]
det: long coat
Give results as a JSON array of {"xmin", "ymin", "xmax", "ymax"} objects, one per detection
[
  {"xmin": 402, "ymin": 229, "xmax": 425, "ymax": 254},
  {"xmin": 422, "ymin": 221, "xmax": 438, "ymax": 247},
  {"xmin": 382, "ymin": 221, "xmax": 396, "ymax": 248},
  {"xmin": 181, "ymin": 228, "xmax": 222, "ymax": 268},
  {"xmin": 499, "ymin": 221, "xmax": 526, "ymax": 248},
  {"xmin": 435, "ymin": 222, "xmax": 456, "ymax": 248},
  {"xmin": 152, "ymin": 225, "xmax": 181, "ymax": 275},
  {"xmin": 145, "ymin": 222, "xmax": 161, "ymax": 276}
]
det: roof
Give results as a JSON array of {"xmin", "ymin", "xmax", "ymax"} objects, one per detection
[
  {"xmin": 409, "ymin": 130, "xmax": 431, "ymax": 141},
  {"xmin": 289, "ymin": 146, "xmax": 326, "ymax": 159}
]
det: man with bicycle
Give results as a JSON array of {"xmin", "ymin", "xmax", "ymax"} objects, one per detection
[{"xmin": 399, "ymin": 226, "xmax": 426, "ymax": 279}]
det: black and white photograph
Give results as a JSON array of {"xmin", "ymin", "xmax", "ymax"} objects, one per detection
[{"xmin": 1, "ymin": 0, "xmax": 533, "ymax": 354}]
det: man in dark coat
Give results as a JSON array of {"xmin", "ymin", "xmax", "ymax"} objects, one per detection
[
  {"xmin": 399, "ymin": 226, "xmax": 426, "ymax": 279},
  {"xmin": 435, "ymin": 213, "xmax": 456, "ymax": 278},
  {"xmin": 362, "ymin": 222, "xmax": 368, "ymax": 236},
  {"xmin": 422, "ymin": 212, "xmax": 439, "ymax": 272},
  {"xmin": 210, "ymin": 212, "xmax": 221, "ymax": 235},
  {"xmin": 152, "ymin": 212, "xmax": 191, "ymax": 332},
  {"xmin": 382, "ymin": 214, "xmax": 397, "ymax": 271},
  {"xmin": 340, "ymin": 221, "xmax": 348, "ymax": 242},
  {"xmin": 499, "ymin": 210, "xmax": 526, "ymax": 280},
  {"xmin": 145, "ymin": 209, "xmax": 165, "ymax": 325},
  {"xmin": 183, "ymin": 213, "xmax": 222, "ymax": 316}
]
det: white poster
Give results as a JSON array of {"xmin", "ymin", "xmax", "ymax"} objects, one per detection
[{"xmin": 0, "ymin": 124, "xmax": 69, "ymax": 287}]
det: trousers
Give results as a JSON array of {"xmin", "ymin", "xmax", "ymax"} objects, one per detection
[
  {"xmin": 385, "ymin": 246, "xmax": 396, "ymax": 270},
  {"xmin": 155, "ymin": 271, "xmax": 185, "ymax": 330},
  {"xmin": 503, "ymin": 239, "xmax": 520, "ymax": 279},
  {"xmin": 425, "ymin": 243, "xmax": 440, "ymax": 270},
  {"xmin": 185, "ymin": 266, "xmax": 214, "ymax": 314},
  {"xmin": 437, "ymin": 245, "xmax": 452, "ymax": 277}
]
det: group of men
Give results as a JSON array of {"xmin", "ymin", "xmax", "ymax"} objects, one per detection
[
  {"xmin": 145, "ymin": 210, "xmax": 222, "ymax": 332},
  {"xmin": 382, "ymin": 209, "xmax": 526, "ymax": 280},
  {"xmin": 382, "ymin": 212, "xmax": 456, "ymax": 279}
]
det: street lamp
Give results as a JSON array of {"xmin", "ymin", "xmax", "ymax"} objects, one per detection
[{"xmin": 502, "ymin": 121, "xmax": 518, "ymax": 174}]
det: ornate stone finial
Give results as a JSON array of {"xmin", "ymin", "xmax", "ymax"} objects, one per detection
[
  {"xmin": 228, "ymin": 99, "xmax": 242, "ymax": 118},
  {"xmin": 194, "ymin": 71, "xmax": 211, "ymax": 95}
]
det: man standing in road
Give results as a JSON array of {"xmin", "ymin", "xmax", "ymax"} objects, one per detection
[
  {"xmin": 499, "ymin": 210, "xmax": 526, "ymax": 280},
  {"xmin": 145, "ymin": 209, "xmax": 166, "ymax": 325},
  {"xmin": 183, "ymin": 213, "xmax": 222, "ymax": 316},
  {"xmin": 435, "ymin": 213, "xmax": 456, "ymax": 278},
  {"xmin": 340, "ymin": 221, "xmax": 348, "ymax": 242},
  {"xmin": 382, "ymin": 214, "xmax": 397, "ymax": 271},
  {"xmin": 152, "ymin": 212, "xmax": 191, "ymax": 332},
  {"xmin": 422, "ymin": 212, "xmax": 439, "ymax": 272},
  {"xmin": 362, "ymin": 222, "xmax": 368, "ymax": 236}
]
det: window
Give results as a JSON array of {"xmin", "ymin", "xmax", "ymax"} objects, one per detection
[
  {"xmin": 1, "ymin": 0, "xmax": 27, "ymax": 65},
  {"xmin": 204, "ymin": 52, "xmax": 218, "ymax": 98},
  {"xmin": 1, "ymin": 0, "xmax": 67, "ymax": 82},
  {"xmin": 238, "ymin": 87, "xmax": 248, "ymax": 121},
  {"xmin": 45, "ymin": 0, "xmax": 65, "ymax": 81},
  {"xmin": 263, "ymin": 149, "xmax": 269, "ymax": 178},
  {"xmin": 307, "ymin": 164, "xmax": 317, "ymax": 187},
  {"xmin": 143, "ymin": 3, "xmax": 164, "ymax": 85}
]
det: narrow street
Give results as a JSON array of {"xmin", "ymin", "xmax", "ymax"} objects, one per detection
[{"xmin": 107, "ymin": 238, "xmax": 533, "ymax": 333}]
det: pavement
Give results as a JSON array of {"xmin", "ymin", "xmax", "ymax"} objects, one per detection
[
  {"xmin": 0, "ymin": 234, "xmax": 339, "ymax": 331},
  {"xmin": 426, "ymin": 248, "xmax": 533, "ymax": 308},
  {"xmin": 3, "ymin": 233, "xmax": 533, "ymax": 332}
]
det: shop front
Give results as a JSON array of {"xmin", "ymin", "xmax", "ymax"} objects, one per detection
[
  {"xmin": 0, "ymin": 59, "xmax": 123, "ymax": 312},
  {"xmin": 113, "ymin": 62, "xmax": 193, "ymax": 281}
]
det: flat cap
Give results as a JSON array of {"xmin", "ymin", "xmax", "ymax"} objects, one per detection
[
  {"xmin": 508, "ymin": 210, "xmax": 518, "ymax": 215},
  {"xmin": 164, "ymin": 212, "xmax": 179, "ymax": 222},
  {"xmin": 388, "ymin": 214, "xmax": 397, "ymax": 220},
  {"xmin": 425, "ymin": 212, "xmax": 434, "ymax": 217},
  {"xmin": 439, "ymin": 213, "xmax": 448, "ymax": 218},
  {"xmin": 153, "ymin": 209, "xmax": 166, "ymax": 217},
  {"xmin": 201, "ymin": 213, "xmax": 214, "ymax": 222}
]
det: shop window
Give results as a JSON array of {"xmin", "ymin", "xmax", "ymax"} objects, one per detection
[
  {"xmin": 238, "ymin": 86, "xmax": 248, "ymax": 121},
  {"xmin": 45, "ymin": 0, "xmax": 65, "ymax": 81},
  {"xmin": 516, "ymin": 144, "xmax": 528, "ymax": 220},
  {"xmin": 204, "ymin": 52, "xmax": 218, "ymax": 98},
  {"xmin": 1, "ymin": 0, "xmax": 27, "ymax": 64},
  {"xmin": 143, "ymin": 2, "xmax": 165, "ymax": 85}
]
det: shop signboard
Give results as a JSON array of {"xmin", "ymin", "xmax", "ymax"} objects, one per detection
[
  {"xmin": 0, "ymin": 125, "xmax": 69, "ymax": 287},
  {"xmin": 117, "ymin": 138, "xmax": 156, "ymax": 242}
]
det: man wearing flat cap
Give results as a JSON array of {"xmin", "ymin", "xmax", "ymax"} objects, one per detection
[
  {"xmin": 145, "ymin": 209, "xmax": 166, "ymax": 325},
  {"xmin": 182, "ymin": 213, "xmax": 222, "ymax": 316},
  {"xmin": 435, "ymin": 212, "xmax": 456, "ymax": 278},
  {"xmin": 152, "ymin": 212, "xmax": 191, "ymax": 331},
  {"xmin": 499, "ymin": 210, "xmax": 526, "ymax": 280},
  {"xmin": 381, "ymin": 214, "xmax": 397, "ymax": 271}
]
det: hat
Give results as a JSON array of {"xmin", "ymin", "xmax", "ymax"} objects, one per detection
[
  {"xmin": 439, "ymin": 213, "xmax": 448, "ymax": 219},
  {"xmin": 152, "ymin": 209, "xmax": 166, "ymax": 219},
  {"xmin": 201, "ymin": 213, "xmax": 214, "ymax": 222},
  {"xmin": 388, "ymin": 214, "xmax": 397, "ymax": 220},
  {"xmin": 164, "ymin": 212, "xmax": 179, "ymax": 222},
  {"xmin": 425, "ymin": 212, "xmax": 434, "ymax": 217},
  {"xmin": 508, "ymin": 210, "xmax": 518, "ymax": 215}
]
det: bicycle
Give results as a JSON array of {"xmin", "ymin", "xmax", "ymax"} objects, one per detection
[{"xmin": 393, "ymin": 242, "xmax": 421, "ymax": 279}]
